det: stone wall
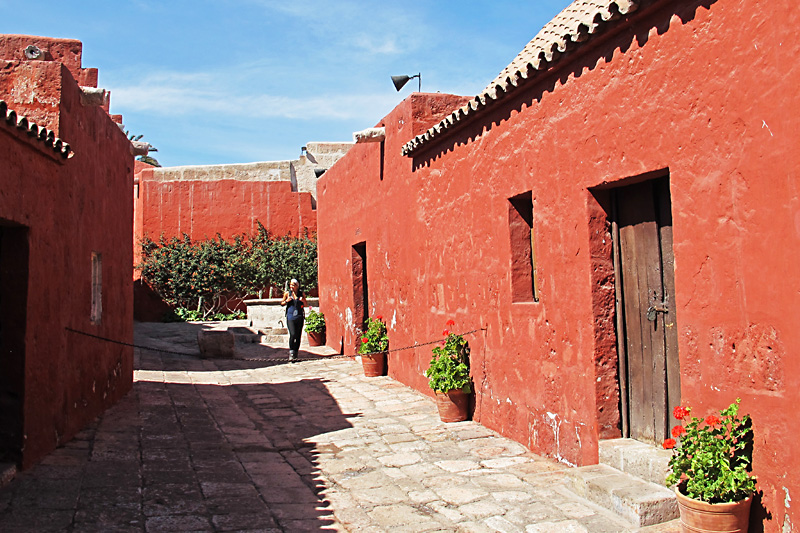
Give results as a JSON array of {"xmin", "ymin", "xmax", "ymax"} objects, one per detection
[
  {"xmin": 133, "ymin": 143, "xmax": 351, "ymax": 321},
  {"xmin": 316, "ymin": 1, "xmax": 800, "ymax": 528},
  {"xmin": 133, "ymin": 143, "xmax": 352, "ymax": 245},
  {"xmin": 293, "ymin": 142, "xmax": 354, "ymax": 199},
  {"xmin": 0, "ymin": 34, "xmax": 133, "ymax": 469}
]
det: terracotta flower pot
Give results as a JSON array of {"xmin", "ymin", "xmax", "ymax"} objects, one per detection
[
  {"xmin": 675, "ymin": 488, "xmax": 752, "ymax": 533},
  {"xmin": 435, "ymin": 389, "xmax": 469, "ymax": 422},
  {"xmin": 307, "ymin": 330, "xmax": 325, "ymax": 347},
  {"xmin": 361, "ymin": 352, "xmax": 386, "ymax": 377}
]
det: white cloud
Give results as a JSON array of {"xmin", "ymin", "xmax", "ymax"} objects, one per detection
[
  {"xmin": 237, "ymin": 0, "xmax": 422, "ymax": 58},
  {"xmin": 110, "ymin": 68, "xmax": 399, "ymax": 124},
  {"xmin": 351, "ymin": 33, "xmax": 400, "ymax": 55}
]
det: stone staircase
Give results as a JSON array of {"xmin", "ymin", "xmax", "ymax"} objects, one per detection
[
  {"xmin": 228, "ymin": 326, "xmax": 307, "ymax": 346},
  {"xmin": 564, "ymin": 438, "xmax": 679, "ymax": 527}
]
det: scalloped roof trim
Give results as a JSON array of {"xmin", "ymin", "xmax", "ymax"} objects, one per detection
[
  {"xmin": 0, "ymin": 100, "xmax": 72, "ymax": 158},
  {"xmin": 401, "ymin": 0, "xmax": 639, "ymax": 156}
]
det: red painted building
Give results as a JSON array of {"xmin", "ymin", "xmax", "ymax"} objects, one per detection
[
  {"xmin": 317, "ymin": 0, "xmax": 799, "ymax": 529},
  {"xmin": 133, "ymin": 142, "xmax": 351, "ymax": 245},
  {"xmin": 134, "ymin": 162, "xmax": 314, "ymax": 245},
  {"xmin": 132, "ymin": 144, "xmax": 351, "ymax": 319},
  {"xmin": 0, "ymin": 35, "xmax": 133, "ymax": 468}
]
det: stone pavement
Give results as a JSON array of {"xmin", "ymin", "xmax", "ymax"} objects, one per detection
[{"xmin": 0, "ymin": 322, "xmax": 682, "ymax": 532}]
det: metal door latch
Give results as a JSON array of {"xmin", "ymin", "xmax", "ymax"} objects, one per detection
[{"xmin": 647, "ymin": 303, "xmax": 668, "ymax": 322}]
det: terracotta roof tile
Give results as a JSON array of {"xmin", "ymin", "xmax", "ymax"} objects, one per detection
[
  {"xmin": 0, "ymin": 100, "xmax": 72, "ymax": 158},
  {"xmin": 402, "ymin": 0, "xmax": 640, "ymax": 156}
]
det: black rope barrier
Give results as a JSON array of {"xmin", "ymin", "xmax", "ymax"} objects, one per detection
[{"xmin": 65, "ymin": 326, "xmax": 486, "ymax": 363}]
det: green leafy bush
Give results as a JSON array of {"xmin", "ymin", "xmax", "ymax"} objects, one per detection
[
  {"xmin": 267, "ymin": 231, "xmax": 318, "ymax": 292},
  {"xmin": 161, "ymin": 308, "xmax": 245, "ymax": 323},
  {"xmin": 358, "ymin": 317, "xmax": 388, "ymax": 355},
  {"xmin": 305, "ymin": 310, "xmax": 326, "ymax": 333},
  {"xmin": 425, "ymin": 320, "xmax": 472, "ymax": 393},
  {"xmin": 139, "ymin": 224, "xmax": 317, "ymax": 319},
  {"xmin": 664, "ymin": 399, "xmax": 756, "ymax": 503}
]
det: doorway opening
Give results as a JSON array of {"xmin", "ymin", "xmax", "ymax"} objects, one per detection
[
  {"xmin": 0, "ymin": 224, "xmax": 29, "ymax": 466},
  {"xmin": 610, "ymin": 175, "xmax": 680, "ymax": 444}
]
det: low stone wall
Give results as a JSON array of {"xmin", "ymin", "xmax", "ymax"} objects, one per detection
[{"xmin": 244, "ymin": 298, "xmax": 320, "ymax": 330}]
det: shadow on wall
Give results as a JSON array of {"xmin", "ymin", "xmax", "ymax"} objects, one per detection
[
  {"xmin": 133, "ymin": 280, "xmax": 172, "ymax": 322},
  {"xmin": 409, "ymin": 0, "xmax": 720, "ymax": 169}
]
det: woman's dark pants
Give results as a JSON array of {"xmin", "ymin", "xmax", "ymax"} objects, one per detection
[{"xmin": 287, "ymin": 318, "xmax": 304, "ymax": 359}]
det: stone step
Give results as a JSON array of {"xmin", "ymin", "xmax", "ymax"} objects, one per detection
[
  {"xmin": 0, "ymin": 462, "xmax": 16, "ymax": 489},
  {"xmin": 565, "ymin": 464, "xmax": 678, "ymax": 527},
  {"xmin": 599, "ymin": 438, "xmax": 673, "ymax": 486},
  {"xmin": 231, "ymin": 332, "xmax": 261, "ymax": 344},
  {"xmin": 261, "ymin": 336, "xmax": 310, "ymax": 346},
  {"xmin": 257, "ymin": 327, "xmax": 288, "ymax": 336},
  {"xmin": 223, "ymin": 326, "xmax": 312, "ymax": 347},
  {"xmin": 261, "ymin": 334, "xmax": 289, "ymax": 343}
]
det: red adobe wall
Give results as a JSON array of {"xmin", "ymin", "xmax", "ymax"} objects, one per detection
[
  {"xmin": 134, "ymin": 167, "xmax": 316, "ymax": 244},
  {"xmin": 0, "ymin": 35, "xmax": 99, "ymax": 133},
  {"xmin": 133, "ymin": 163, "xmax": 318, "ymax": 320},
  {"xmin": 0, "ymin": 35, "xmax": 133, "ymax": 468},
  {"xmin": 317, "ymin": 0, "xmax": 799, "ymax": 529}
]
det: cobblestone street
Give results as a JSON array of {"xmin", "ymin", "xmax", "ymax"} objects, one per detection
[{"xmin": 0, "ymin": 323, "xmax": 681, "ymax": 532}]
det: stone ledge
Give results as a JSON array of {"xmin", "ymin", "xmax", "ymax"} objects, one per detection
[
  {"xmin": 196, "ymin": 329, "xmax": 235, "ymax": 359},
  {"xmin": 599, "ymin": 438, "xmax": 672, "ymax": 486},
  {"xmin": 565, "ymin": 464, "xmax": 678, "ymax": 527}
]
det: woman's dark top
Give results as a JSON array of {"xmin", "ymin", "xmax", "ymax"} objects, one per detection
[{"xmin": 285, "ymin": 291, "xmax": 305, "ymax": 321}]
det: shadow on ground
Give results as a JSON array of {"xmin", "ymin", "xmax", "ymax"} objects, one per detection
[{"xmin": 0, "ymin": 332, "xmax": 357, "ymax": 531}]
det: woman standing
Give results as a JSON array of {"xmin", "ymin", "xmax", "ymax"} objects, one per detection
[{"xmin": 281, "ymin": 279, "xmax": 307, "ymax": 361}]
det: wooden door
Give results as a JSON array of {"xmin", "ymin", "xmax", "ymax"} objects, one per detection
[{"xmin": 613, "ymin": 178, "xmax": 680, "ymax": 444}]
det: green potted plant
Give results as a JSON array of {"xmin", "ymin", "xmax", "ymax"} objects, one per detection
[
  {"xmin": 425, "ymin": 320, "xmax": 472, "ymax": 422},
  {"xmin": 305, "ymin": 309, "xmax": 326, "ymax": 346},
  {"xmin": 358, "ymin": 316, "xmax": 388, "ymax": 377},
  {"xmin": 663, "ymin": 398, "xmax": 756, "ymax": 533}
]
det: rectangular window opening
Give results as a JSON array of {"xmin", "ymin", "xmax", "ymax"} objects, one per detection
[
  {"xmin": 508, "ymin": 192, "xmax": 539, "ymax": 302},
  {"xmin": 352, "ymin": 243, "xmax": 368, "ymax": 329},
  {"xmin": 379, "ymin": 140, "xmax": 385, "ymax": 181},
  {"xmin": 91, "ymin": 252, "xmax": 102, "ymax": 324}
]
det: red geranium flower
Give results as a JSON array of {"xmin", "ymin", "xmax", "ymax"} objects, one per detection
[
  {"xmin": 673, "ymin": 406, "xmax": 690, "ymax": 419},
  {"xmin": 361, "ymin": 337, "xmax": 368, "ymax": 344},
  {"xmin": 446, "ymin": 319, "xmax": 455, "ymax": 327},
  {"xmin": 376, "ymin": 315, "xmax": 383, "ymax": 320},
  {"xmin": 442, "ymin": 330, "xmax": 450, "ymax": 336},
  {"xmin": 705, "ymin": 415, "xmax": 721, "ymax": 426},
  {"xmin": 671, "ymin": 425, "xmax": 686, "ymax": 438},
  {"xmin": 662, "ymin": 438, "xmax": 676, "ymax": 449}
]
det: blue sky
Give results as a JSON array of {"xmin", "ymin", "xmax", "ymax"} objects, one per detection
[{"xmin": 3, "ymin": 1, "xmax": 567, "ymax": 167}]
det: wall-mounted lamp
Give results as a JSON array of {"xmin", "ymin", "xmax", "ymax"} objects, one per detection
[{"xmin": 391, "ymin": 73, "xmax": 421, "ymax": 92}]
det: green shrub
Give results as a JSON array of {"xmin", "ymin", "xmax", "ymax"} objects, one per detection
[
  {"xmin": 161, "ymin": 308, "xmax": 245, "ymax": 323},
  {"xmin": 305, "ymin": 310, "xmax": 326, "ymax": 333},
  {"xmin": 425, "ymin": 320, "xmax": 472, "ymax": 393},
  {"xmin": 665, "ymin": 399, "xmax": 756, "ymax": 503},
  {"xmin": 139, "ymin": 224, "xmax": 317, "ymax": 318},
  {"xmin": 358, "ymin": 317, "xmax": 388, "ymax": 355}
]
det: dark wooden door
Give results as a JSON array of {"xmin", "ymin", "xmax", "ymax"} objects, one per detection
[{"xmin": 613, "ymin": 178, "xmax": 680, "ymax": 444}]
